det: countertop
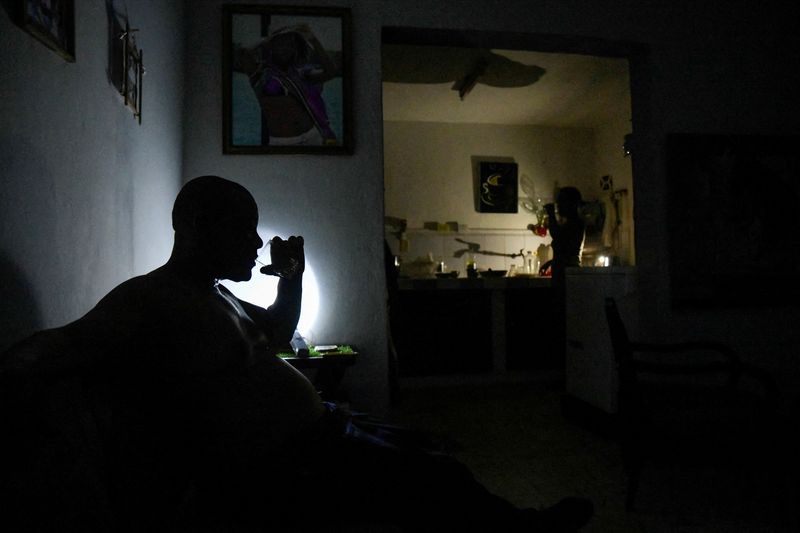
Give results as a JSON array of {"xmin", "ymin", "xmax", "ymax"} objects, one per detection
[{"xmin": 398, "ymin": 275, "xmax": 552, "ymax": 290}]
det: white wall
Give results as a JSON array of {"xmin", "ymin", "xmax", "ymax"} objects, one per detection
[
  {"xmin": 0, "ymin": 1, "xmax": 185, "ymax": 350},
  {"xmin": 182, "ymin": 0, "xmax": 390, "ymax": 412},
  {"xmin": 384, "ymin": 121, "xmax": 596, "ymax": 230},
  {"xmin": 593, "ymin": 114, "xmax": 635, "ymax": 265}
]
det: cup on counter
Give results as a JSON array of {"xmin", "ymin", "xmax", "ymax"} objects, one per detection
[{"xmin": 508, "ymin": 264, "xmax": 518, "ymax": 277}]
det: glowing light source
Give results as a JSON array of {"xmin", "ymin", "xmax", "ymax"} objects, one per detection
[{"xmin": 220, "ymin": 227, "xmax": 320, "ymax": 340}]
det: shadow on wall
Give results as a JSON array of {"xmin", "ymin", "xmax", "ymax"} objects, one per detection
[{"xmin": 0, "ymin": 251, "xmax": 42, "ymax": 352}]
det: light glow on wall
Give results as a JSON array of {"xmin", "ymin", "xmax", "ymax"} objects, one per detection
[{"xmin": 220, "ymin": 227, "xmax": 320, "ymax": 341}]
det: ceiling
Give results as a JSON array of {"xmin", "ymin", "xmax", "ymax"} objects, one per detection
[{"xmin": 381, "ymin": 46, "xmax": 632, "ymax": 128}]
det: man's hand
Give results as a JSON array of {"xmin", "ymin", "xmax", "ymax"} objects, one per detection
[{"xmin": 260, "ymin": 236, "xmax": 305, "ymax": 280}]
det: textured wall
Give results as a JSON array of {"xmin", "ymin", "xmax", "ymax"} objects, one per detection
[{"xmin": 0, "ymin": 1, "xmax": 185, "ymax": 349}]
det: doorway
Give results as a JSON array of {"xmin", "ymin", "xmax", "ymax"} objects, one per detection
[{"xmin": 381, "ymin": 27, "xmax": 642, "ymax": 383}]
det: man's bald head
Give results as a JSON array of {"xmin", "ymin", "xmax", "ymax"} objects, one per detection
[
  {"xmin": 170, "ymin": 176, "xmax": 263, "ymax": 282},
  {"xmin": 172, "ymin": 175, "xmax": 257, "ymax": 234}
]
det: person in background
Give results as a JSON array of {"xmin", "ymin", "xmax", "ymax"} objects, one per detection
[
  {"xmin": 539, "ymin": 186, "xmax": 586, "ymax": 282},
  {"xmin": 533, "ymin": 186, "xmax": 586, "ymax": 369}
]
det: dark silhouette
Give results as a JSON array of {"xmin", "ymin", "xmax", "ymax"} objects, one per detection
[
  {"xmin": 538, "ymin": 186, "xmax": 586, "ymax": 282},
  {"xmin": 532, "ymin": 186, "xmax": 586, "ymax": 368},
  {"xmin": 2, "ymin": 176, "xmax": 592, "ymax": 532}
]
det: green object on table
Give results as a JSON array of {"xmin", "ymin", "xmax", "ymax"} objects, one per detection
[
  {"xmin": 277, "ymin": 344, "xmax": 355, "ymax": 358},
  {"xmin": 276, "ymin": 345, "xmax": 358, "ymax": 401}
]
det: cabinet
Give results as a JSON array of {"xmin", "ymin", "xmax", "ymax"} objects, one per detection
[
  {"xmin": 394, "ymin": 288, "xmax": 492, "ymax": 376},
  {"xmin": 392, "ymin": 278, "xmax": 555, "ymax": 377},
  {"xmin": 505, "ymin": 287, "xmax": 556, "ymax": 370},
  {"xmin": 565, "ymin": 267, "xmax": 637, "ymax": 414}
]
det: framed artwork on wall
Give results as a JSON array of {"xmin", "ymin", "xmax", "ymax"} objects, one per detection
[
  {"xmin": 109, "ymin": 15, "xmax": 143, "ymax": 124},
  {"xmin": 222, "ymin": 4, "xmax": 353, "ymax": 154},
  {"xmin": 18, "ymin": 0, "xmax": 75, "ymax": 62},
  {"xmin": 476, "ymin": 161, "xmax": 519, "ymax": 213},
  {"xmin": 121, "ymin": 25, "xmax": 143, "ymax": 124},
  {"xmin": 666, "ymin": 133, "xmax": 800, "ymax": 307}
]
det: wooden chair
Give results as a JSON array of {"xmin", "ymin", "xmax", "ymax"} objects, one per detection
[{"xmin": 604, "ymin": 297, "xmax": 782, "ymax": 512}]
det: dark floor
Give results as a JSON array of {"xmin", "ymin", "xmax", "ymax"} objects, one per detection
[{"xmin": 385, "ymin": 377, "xmax": 798, "ymax": 533}]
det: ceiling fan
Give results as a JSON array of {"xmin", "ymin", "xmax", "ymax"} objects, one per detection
[{"xmin": 382, "ymin": 44, "xmax": 546, "ymax": 100}]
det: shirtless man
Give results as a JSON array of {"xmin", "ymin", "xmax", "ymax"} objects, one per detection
[{"xmin": 3, "ymin": 176, "xmax": 592, "ymax": 532}]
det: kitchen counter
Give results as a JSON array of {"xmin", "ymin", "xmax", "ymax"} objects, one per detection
[
  {"xmin": 398, "ymin": 275, "xmax": 551, "ymax": 290},
  {"xmin": 391, "ymin": 275, "xmax": 555, "ymax": 379}
]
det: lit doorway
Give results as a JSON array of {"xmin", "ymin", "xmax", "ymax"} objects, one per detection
[{"xmin": 381, "ymin": 27, "xmax": 641, "ymax": 384}]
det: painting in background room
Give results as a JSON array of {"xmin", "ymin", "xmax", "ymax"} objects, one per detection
[
  {"xmin": 477, "ymin": 161, "xmax": 518, "ymax": 213},
  {"xmin": 18, "ymin": 0, "xmax": 75, "ymax": 61},
  {"xmin": 222, "ymin": 5, "xmax": 352, "ymax": 154},
  {"xmin": 666, "ymin": 134, "xmax": 800, "ymax": 306}
]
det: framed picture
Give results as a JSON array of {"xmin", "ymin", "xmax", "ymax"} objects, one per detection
[
  {"xmin": 666, "ymin": 133, "xmax": 800, "ymax": 307},
  {"xmin": 109, "ymin": 17, "xmax": 143, "ymax": 124},
  {"xmin": 18, "ymin": 0, "xmax": 75, "ymax": 62},
  {"xmin": 222, "ymin": 4, "xmax": 353, "ymax": 154},
  {"xmin": 122, "ymin": 25, "xmax": 143, "ymax": 123},
  {"xmin": 477, "ymin": 161, "xmax": 518, "ymax": 213}
]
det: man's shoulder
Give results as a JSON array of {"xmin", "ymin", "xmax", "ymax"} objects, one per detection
[
  {"xmin": 102, "ymin": 271, "xmax": 164, "ymax": 300},
  {"xmin": 94, "ymin": 268, "xmax": 190, "ymax": 312}
]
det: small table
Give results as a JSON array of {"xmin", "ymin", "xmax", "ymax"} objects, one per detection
[{"xmin": 279, "ymin": 348, "xmax": 358, "ymax": 400}]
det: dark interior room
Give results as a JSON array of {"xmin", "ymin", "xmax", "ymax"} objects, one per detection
[{"xmin": 2, "ymin": 1, "xmax": 799, "ymax": 531}]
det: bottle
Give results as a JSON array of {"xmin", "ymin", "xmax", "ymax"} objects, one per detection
[
  {"xmin": 466, "ymin": 255, "xmax": 478, "ymax": 278},
  {"xmin": 525, "ymin": 251, "xmax": 533, "ymax": 274}
]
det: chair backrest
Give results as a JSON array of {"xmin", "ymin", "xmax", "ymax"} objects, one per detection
[
  {"xmin": 604, "ymin": 297, "xmax": 637, "ymax": 413},
  {"xmin": 604, "ymin": 297, "xmax": 632, "ymax": 367}
]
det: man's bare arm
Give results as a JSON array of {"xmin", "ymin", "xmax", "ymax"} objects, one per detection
[
  {"xmin": 237, "ymin": 275, "xmax": 303, "ymax": 353},
  {"xmin": 238, "ymin": 235, "xmax": 305, "ymax": 351}
]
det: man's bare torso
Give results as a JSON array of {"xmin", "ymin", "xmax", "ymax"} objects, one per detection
[{"xmin": 74, "ymin": 266, "xmax": 325, "ymax": 455}]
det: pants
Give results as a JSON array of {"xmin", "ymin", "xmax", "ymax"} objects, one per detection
[{"xmin": 197, "ymin": 405, "xmax": 523, "ymax": 532}]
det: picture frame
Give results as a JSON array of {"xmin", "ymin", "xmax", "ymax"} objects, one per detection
[
  {"xmin": 18, "ymin": 0, "xmax": 75, "ymax": 62},
  {"xmin": 109, "ymin": 16, "xmax": 143, "ymax": 124},
  {"xmin": 222, "ymin": 4, "xmax": 353, "ymax": 154},
  {"xmin": 121, "ymin": 24, "xmax": 143, "ymax": 124},
  {"xmin": 666, "ymin": 133, "xmax": 800, "ymax": 307},
  {"xmin": 476, "ymin": 161, "xmax": 519, "ymax": 213}
]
